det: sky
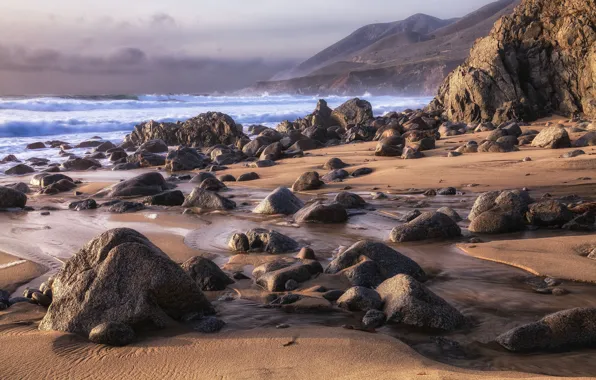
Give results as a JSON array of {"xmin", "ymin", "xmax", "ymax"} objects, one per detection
[{"xmin": 0, "ymin": 0, "xmax": 497, "ymax": 95}]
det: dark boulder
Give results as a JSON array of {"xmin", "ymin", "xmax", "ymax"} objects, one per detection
[
  {"xmin": 334, "ymin": 192, "xmax": 367, "ymax": 209},
  {"xmin": 0, "ymin": 186, "xmax": 27, "ymax": 208},
  {"xmin": 5, "ymin": 164, "xmax": 35, "ymax": 175},
  {"xmin": 294, "ymin": 202, "xmax": 348, "ymax": 224},
  {"xmin": 330, "ymin": 98, "xmax": 373, "ymax": 129},
  {"xmin": 69, "ymin": 199, "xmax": 98, "ymax": 211},
  {"xmin": 337, "ymin": 287, "xmax": 382, "ymax": 312},
  {"xmin": 525, "ymin": 200, "xmax": 574, "ymax": 226},
  {"xmin": 253, "ymin": 187, "xmax": 304, "ymax": 215},
  {"xmin": 138, "ymin": 139, "xmax": 168, "ymax": 153},
  {"xmin": 165, "ymin": 147, "xmax": 204, "ymax": 172},
  {"xmin": 245, "ymin": 228, "xmax": 300, "ymax": 254},
  {"xmin": 323, "ymin": 158, "xmax": 348, "ymax": 170},
  {"xmin": 144, "ymin": 190, "xmax": 185, "ymax": 206},
  {"xmin": 237, "ymin": 172, "xmax": 260, "ymax": 182},
  {"xmin": 88, "ymin": 322, "xmax": 135, "ymax": 346},
  {"xmin": 182, "ymin": 188, "xmax": 236, "ymax": 210},
  {"xmin": 292, "ymin": 172, "xmax": 324, "ymax": 192},
  {"xmin": 97, "ymin": 172, "xmax": 171, "ymax": 198},
  {"xmin": 61, "ymin": 157, "xmax": 101, "ymax": 171},
  {"xmin": 390, "ymin": 212, "xmax": 461, "ymax": 243}
]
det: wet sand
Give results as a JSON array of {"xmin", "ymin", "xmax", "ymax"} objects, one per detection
[{"xmin": 1, "ymin": 117, "xmax": 596, "ymax": 378}]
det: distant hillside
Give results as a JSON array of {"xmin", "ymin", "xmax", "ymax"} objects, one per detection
[{"xmin": 251, "ymin": 0, "xmax": 519, "ymax": 96}]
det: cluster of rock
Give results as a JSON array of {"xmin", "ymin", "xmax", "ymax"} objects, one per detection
[{"xmin": 468, "ymin": 190, "xmax": 594, "ymax": 233}]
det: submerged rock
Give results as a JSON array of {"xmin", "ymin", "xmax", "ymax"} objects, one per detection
[{"xmin": 97, "ymin": 173, "xmax": 171, "ymax": 198}]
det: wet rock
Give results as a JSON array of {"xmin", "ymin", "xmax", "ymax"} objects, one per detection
[
  {"xmin": 401, "ymin": 209, "xmax": 422, "ymax": 222},
  {"xmin": 321, "ymin": 169, "xmax": 349, "ymax": 182},
  {"xmin": 190, "ymin": 172, "xmax": 216, "ymax": 184},
  {"xmin": 371, "ymin": 192, "xmax": 387, "ymax": 200},
  {"xmin": 292, "ymin": 171, "xmax": 324, "ymax": 192},
  {"xmin": 194, "ymin": 317, "xmax": 226, "ymax": 333},
  {"xmin": 260, "ymin": 142, "xmax": 284, "ymax": 161},
  {"xmin": 561, "ymin": 149, "xmax": 585, "ymax": 158},
  {"xmin": 199, "ymin": 177, "xmax": 227, "ymax": 192},
  {"xmin": 0, "ymin": 186, "xmax": 27, "ymax": 208},
  {"xmin": 326, "ymin": 240, "xmax": 426, "ymax": 282},
  {"xmin": 294, "ymin": 201, "xmax": 348, "ymax": 224},
  {"xmin": 469, "ymin": 209, "xmax": 524, "ymax": 234},
  {"xmin": 94, "ymin": 141, "xmax": 116, "ymax": 152},
  {"xmin": 351, "ymin": 168, "xmax": 373, "ymax": 177},
  {"xmin": 106, "ymin": 201, "xmax": 145, "ymax": 214},
  {"xmin": 76, "ymin": 140, "xmax": 103, "ymax": 148},
  {"xmin": 322, "ymin": 290, "xmax": 345, "ymax": 302},
  {"xmin": 253, "ymin": 187, "xmax": 304, "ymax": 215},
  {"xmin": 32, "ymin": 292, "xmax": 52, "ymax": 307},
  {"xmin": 144, "ymin": 190, "xmax": 185, "ymax": 206},
  {"xmin": 228, "ymin": 233, "xmax": 250, "ymax": 252},
  {"xmin": 342, "ymin": 259, "xmax": 384, "ymax": 288},
  {"xmin": 35, "ymin": 173, "xmax": 73, "ymax": 188},
  {"xmin": 377, "ymin": 274, "xmax": 464, "ymax": 331},
  {"xmin": 182, "ymin": 256, "xmax": 234, "ymax": 291},
  {"xmin": 390, "ymin": 212, "xmax": 461, "ymax": 243},
  {"xmin": 97, "ymin": 172, "xmax": 171, "ymax": 198},
  {"xmin": 89, "ymin": 152, "xmax": 106, "ymax": 160},
  {"xmin": 296, "ymin": 247, "xmax": 317, "ymax": 260},
  {"xmin": 126, "ymin": 151, "xmax": 166, "ymax": 167},
  {"xmin": 26, "ymin": 142, "xmax": 46, "ymax": 150},
  {"xmin": 88, "ymin": 322, "xmax": 135, "ymax": 346},
  {"xmin": 69, "ymin": 199, "xmax": 98, "ymax": 211},
  {"xmin": 401, "ymin": 146, "xmax": 424, "ymax": 159},
  {"xmin": 362, "ymin": 309, "xmax": 386, "ymax": 329},
  {"xmin": 334, "ymin": 192, "xmax": 367, "ymax": 209},
  {"xmin": 61, "ymin": 157, "xmax": 101, "ymax": 171},
  {"xmin": 237, "ymin": 172, "xmax": 260, "ymax": 182},
  {"xmin": 252, "ymin": 260, "xmax": 294, "ymax": 280},
  {"xmin": 6, "ymin": 182, "xmax": 30, "ymax": 194},
  {"xmin": 437, "ymin": 207, "xmax": 462, "ymax": 222},
  {"xmin": 323, "ymin": 158, "xmax": 348, "ymax": 170},
  {"xmin": 285, "ymin": 279, "xmax": 299, "ymax": 291},
  {"xmin": 478, "ymin": 140, "xmax": 517, "ymax": 153},
  {"xmin": 109, "ymin": 151, "xmax": 128, "ymax": 162},
  {"xmin": 39, "ymin": 228, "xmax": 214, "ymax": 336},
  {"xmin": 1, "ymin": 154, "xmax": 20, "ymax": 163},
  {"xmin": 218, "ymin": 174, "xmax": 236, "ymax": 182},
  {"xmin": 468, "ymin": 191, "xmax": 500, "ymax": 221},
  {"xmin": 165, "ymin": 147, "xmax": 204, "ymax": 171},
  {"xmin": 182, "ymin": 188, "xmax": 236, "ymax": 210},
  {"xmin": 532, "ymin": 126, "xmax": 571, "ymax": 149},
  {"xmin": 256, "ymin": 264, "xmax": 313, "ymax": 292},
  {"xmin": 250, "ymin": 160, "xmax": 276, "ymax": 168},
  {"xmin": 437, "ymin": 187, "xmax": 456, "ymax": 196},
  {"xmin": 526, "ymin": 200, "xmax": 574, "ymax": 226},
  {"xmin": 330, "ymin": 98, "xmax": 373, "ymax": 128},
  {"xmin": 337, "ymin": 287, "xmax": 382, "ymax": 312},
  {"xmin": 574, "ymin": 132, "xmax": 596, "ymax": 147},
  {"xmin": 496, "ymin": 308, "xmax": 596, "ymax": 352},
  {"xmin": 5, "ymin": 164, "xmax": 35, "ymax": 175},
  {"xmin": 138, "ymin": 139, "xmax": 168, "ymax": 153},
  {"xmin": 246, "ymin": 228, "xmax": 300, "ymax": 254}
]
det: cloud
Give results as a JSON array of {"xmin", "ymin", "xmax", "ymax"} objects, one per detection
[{"xmin": 151, "ymin": 13, "xmax": 176, "ymax": 27}]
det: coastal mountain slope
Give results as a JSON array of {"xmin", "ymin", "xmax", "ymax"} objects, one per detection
[
  {"xmin": 251, "ymin": 0, "xmax": 519, "ymax": 96},
  {"xmin": 430, "ymin": 0, "xmax": 596, "ymax": 123}
]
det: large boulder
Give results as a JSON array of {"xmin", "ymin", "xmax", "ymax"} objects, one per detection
[
  {"xmin": 331, "ymin": 98, "xmax": 374, "ymax": 129},
  {"xmin": 0, "ymin": 186, "xmax": 27, "ymax": 208},
  {"xmin": 376, "ymin": 274, "xmax": 464, "ymax": 331},
  {"xmin": 496, "ymin": 308, "xmax": 596, "ymax": 352},
  {"xmin": 334, "ymin": 192, "xmax": 367, "ymax": 209},
  {"xmin": 38, "ymin": 229, "xmax": 214, "ymax": 337},
  {"xmin": 292, "ymin": 172, "xmax": 324, "ymax": 192},
  {"xmin": 390, "ymin": 212, "xmax": 461, "ymax": 243},
  {"xmin": 182, "ymin": 188, "xmax": 236, "ymax": 210},
  {"xmin": 326, "ymin": 241, "xmax": 426, "ymax": 283},
  {"xmin": 97, "ymin": 173, "xmax": 171, "ymax": 198},
  {"xmin": 125, "ymin": 113, "xmax": 247, "ymax": 148},
  {"xmin": 294, "ymin": 202, "xmax": 348, "ymax": 224},
  {"xmin": 468, "ymin": 209, "xmax": 524, "ymax": 234},
  {"xmin": 468, "ymin": 191, "xmax": 500, "ymax": 221},
  {"xmin": 181, "ymin": 256, "xmax": 234, "ymax": 291},
  {"xmin": 431, "ymin": 0, "xmax": 596, "ymax": 123},
  {"xmin": 525, "ymin": 200, "xmax": 574, "ymax": 226},
  {"xmin": 531, "ymin": 126, "xmax": 572, "ymax": 149},
  {"xmin": 138, "ymin": 139, "xmax": 168, "ymax": 153},
  {"xmin": 144, "ymin": 190, "xmax": 185, "ymax": 206},
  {"xmin": 61, "ymin": 157, "xmax": 101, "ymax": 171},
  {"xmin": 253, "ymin": 187, "xmax": 304, "ymax": 215}
]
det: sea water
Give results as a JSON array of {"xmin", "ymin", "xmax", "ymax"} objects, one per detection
[{"xmin": 0, "ymin": 93, "xmax": 432, "ymax": 174}]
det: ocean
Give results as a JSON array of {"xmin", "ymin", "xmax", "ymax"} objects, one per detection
[{"xmin": 0, "ymin": 94, "xmax": 432, "ymax": 174}]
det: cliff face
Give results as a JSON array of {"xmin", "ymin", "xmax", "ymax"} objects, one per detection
[{"xmin": 432, "ymin": 0, "xmax": 596, "ymax": 123}]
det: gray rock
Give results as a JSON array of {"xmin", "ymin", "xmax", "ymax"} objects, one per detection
[
  {"xmin": 256, "ymin": 264, "xmax": 313, "ymax": 292},
  {"xmin": 468, "ymin": 191, "xmax": 501, "ymax": 221},
  {"xmin": 194, "ymin": 316, "xmax": 225, "ymax": 333},
  {"xmin": 0, "ymin": 186, "xmax": 27, "ymax": 208},
  {"xmin": 334, "ymin": 192, "xmax": 367, "ymax": 209},
  {"xmin": 32, "ymin": 292, "xmax": 52, "ymax": 307},
  {"xmin": 138, "ymin": 139, "xmax": 168, "ymax": 153},
  {"xmin": 97, "ymin": 172, "xmax": 171, "ymax": 198},
  {"xmin": 401, "ymin": 210, "xmax": 422, "ymax": 223},
  {"xmin": 107, "ymin": 201, "xmax": 145, "ymax": 214},
  {"xmin": 496, "ymin": 308, "xmax": 596, "ymax": 352},
  {"xmin": 351, "ymin": 168, "xmax": 373, "ymax": 177},
  {"xmin": 190, "ymin": 172, "xmax": 216, "ymax": 184},
  {"xmin": 468, "ymin": 209, "xmax": 524, "ymax": 234},
  {"xmin": 292, "ymin": 171, "xmax": 324, "ymax": 192},
  {"xmin": 61, "ymin": 157, "xmax": 101, "ymax": 171},
  {"xmin": 252, "ymin": 260, "xmax": 294, "ymax": 280},
  {"xmin": 285, "ymin": 279, "xmax": 299, "ymax": 291},
  {"xmin": 437, "ymin": 207, "xmax": 462, "ymax": 222},
  {"xmin": 337, "ymin": 286, "xmax": 382, "ymax": 311},
  {"xmin": 294, "ymin": 202, "xmax": 348, "ymax": 224},
  {"xmin": 88, "ymin": 322, "xmax": 135, "ymax": 346},
  {"xmin": 532, "ymin": 126, "xmax": 571, "ymax": 149},
  {"xmin": 165, "ymin": 147, "xmax": 204, "ymax": 172},
  {"xmin": 246, "ymin": 228, "xmax": 299, "ymax": 254},
  {"xmin": 69, "ymin": 199, "xmax": 98, "ymax": 211},
  {"xmin": 322, "ymin": 290, "xmax": 345, "ymax": 302},
  {"xmin": 253, "ymin": 187, "xmax": 304, "ymax": 215},
  {"xmin": 390, "ymin": 212, "xmax": 461, "ymax": 243},
  {"xmin": 144, "ymin": 190, "xmax": 185, "ymax": 206},
  {"xmin": 237, "ymin": 172, "xmax": 260, "ymax": 182},
  {"xmin": 198, "ymin": 177, "xmax": 227, "ymax": 192},
  {"xmin": 182, "ymin": 256, "xmax": 234, "ymax": 291},
  {"xmin": 342, "ymin": 259, "xmax": 384, "ymax": 288},
  {"xmin": 377, "ymin": 274, "xmax": 464, "ymax": 331},
  {"xmin": 228, "ymin": 233, "xmax": 250, "ymax": 252},
  {"xmin": 437, "ymin": 187, "xmax": 456, "ymax": 196},
  {"xmin": 321, "ymin": 169, "xmax": 349, "ymax": 182},
  {"xmin": 526, "ymin": 200, "xmax": 574, "ymax": 226},
  {"xmin": 182, "ymin": 188, "xmax": 236, "ymax": 210},
  {"xmin": 330, "ymin": 98, "xmax": 373, "ymax": 128},
  {"xmin": 6, "ymin": 182, "xmax": 30, "ymax": 194},
  {"xmin": 326, "ymin": 240, "xmax": 426, "ymax": 282},
  {"xmin": 39, "ymin": 228, "xmax": 214, "ymax": 336},
  {"xmin": 362, "ymin": 309, "xmax": 386, "ymax": 329},
  {"xmin": 323, "ymin": 158, "xmax": 348, "ymax": 170},
  {"xmin": 561, "ymin": 149, "xmax": 585, "ymax": 158}
]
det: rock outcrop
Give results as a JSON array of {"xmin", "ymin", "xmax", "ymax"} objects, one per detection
[{"xmin": 432, "ymin": 0, "xmax": 596, "ymax": 123}]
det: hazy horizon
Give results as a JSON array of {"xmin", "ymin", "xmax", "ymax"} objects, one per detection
[{"xmin": 1, "ymin": 0, "xmax": 498, "ymax": 95}]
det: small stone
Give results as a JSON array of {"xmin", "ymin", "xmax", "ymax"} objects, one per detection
[
  {"xmin": 88, "ymin": 322, "xmax": 135, "ymax": 346},
  {"xmin": 285, "ymin": 279, "xmax": 299, "ymax": 291},
  {"xmin": 194, "ymin": 317, "xmax": 226, "ymax": 333}
]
